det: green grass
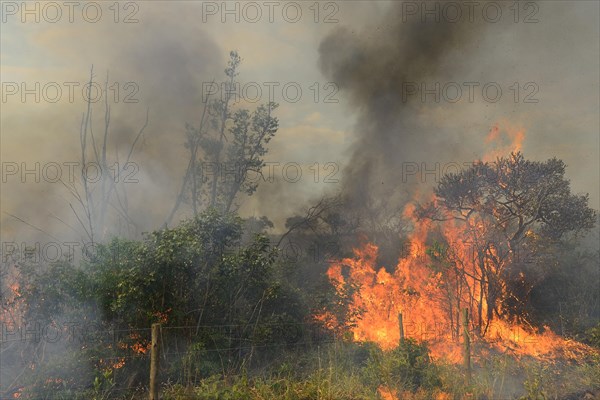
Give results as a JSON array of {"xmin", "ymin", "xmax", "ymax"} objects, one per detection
[{"xmin": 16, "ymin": 340, "xmax": 600, "ymax": 400}]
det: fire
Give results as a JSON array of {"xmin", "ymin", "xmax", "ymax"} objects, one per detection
[
  {"xmin": 378, "ymin": 386, "xmax": 452, "ymax": 400},
  {"xmin": 1, "ymin": 271, "xmax": 27, "ymax": 338},
  {"xmin": 318, "ymin": 125, "xmax": 597, "ymax": 365},
  {"xmin": 484, "ymin": 121, "xmax": 525, "ymax": 161},
  {"xmin": 9, "ymin": 282, "xmax": 21, "ymax": 297},
  {"xmin": 323, "ymin": 204, "xmax": 593, "ymax": 363},
  {"xmin": 153, "ymin": 308, "xmax": 171, "ymax": 324},
  {"xmin": 378, "ymin": 386, "xmax": 399, "ymax": 400},
  {"xmin": 112, "ymin": 357, "xmax": 126, "ymax": 369},
  {"xmin": 118, "ymin": 332, "xmax": 151, "ymax": 354}
]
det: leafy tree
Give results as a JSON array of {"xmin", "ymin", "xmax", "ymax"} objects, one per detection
[
  {"xmin": 6, "ymin": 210, "xmax": 308, "ymax": 394},
  {"xmin": 167, "ymin": 51, "xmax": 279, "ymax": 224},
  {"xmin": 527, "ymin": 225, "xmax": 600, "ymax": 336},
  {"xmin": 418, "ymin": 152, "xmax": 597, "ymax": 334},
  {"xmin": 89, "ymin": 210, "xmax": 303, "ymax": 331}
]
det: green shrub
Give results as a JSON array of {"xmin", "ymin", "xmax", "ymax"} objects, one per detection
[{"xmin": 364, "ymin": 339, "xmax": 441, "ymax": 393}]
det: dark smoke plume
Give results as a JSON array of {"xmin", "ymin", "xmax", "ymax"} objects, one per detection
[{"xmin": 318, "ymin": 2, "xmax": 499, "ymax": 212}]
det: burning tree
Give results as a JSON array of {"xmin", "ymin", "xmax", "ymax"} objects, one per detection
[
  {"xmin": 320, "ymin": 146, "xmax": 597, "ymax": 364},
  {"xmin": 419, "ymin": 152, "xmax": 597, "ymax": 336}
]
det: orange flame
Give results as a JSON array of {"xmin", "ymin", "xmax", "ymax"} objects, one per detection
[
  {"xmin": 318, "ymin": 125, "xmax": 596, "ymax": 364},
  {"xmin": 118, "ymin": 332, "xmax": 151, "ymax": 354},
  {"xmin": 484, "ymin": 121, "xmax": 525, "ymax": 161},
  {"xmin": 378, "ymin": 386, "xmax": 399, "ymax": 400}
]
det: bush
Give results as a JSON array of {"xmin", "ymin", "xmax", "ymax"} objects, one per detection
[
  {"xmin": 585, "ymin": 322, "xmax": 600, "ymax": 349},
  {"xmin": 364, "ymin": 339, "xmax": 441, "ymax": 393}
]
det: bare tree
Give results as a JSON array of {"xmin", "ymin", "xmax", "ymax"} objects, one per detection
[{"xmin": 62, "ymin": 66, "xmax": 148, "ymax": 244}]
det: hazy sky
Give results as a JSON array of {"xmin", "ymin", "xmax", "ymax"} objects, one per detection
[{"xmin": 1, "ymin": 1, "xmax": 598, "ymax": 247}]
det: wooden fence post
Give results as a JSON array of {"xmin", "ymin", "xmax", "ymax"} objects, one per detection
[
  {"xmin": 149, "ymin": 323, "xmax": 161, "ymax": 400},
  {"xmin": 462, "ymin": 308, "xmax": 471, "ymax": 384},
  {"xmin": 398, "ymin": 313, "xmax": 404, "ymax": 346}
]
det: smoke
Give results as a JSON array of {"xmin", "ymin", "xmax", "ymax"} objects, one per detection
[
  {"xmin": 317, "ymin": 1, "xmax": 516, "ymax": 213},
  {"xmin": 1, "ymin": 7, "xmax": 225, "ymax": 393},
  {"xmin": 1, "ymin": 5, "xmax": 223, "ymax": 244}
]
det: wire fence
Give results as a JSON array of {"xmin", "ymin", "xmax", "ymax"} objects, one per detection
[{"xmin": 0, "ymin": 319, "xmax": 338, "ymax": 399}]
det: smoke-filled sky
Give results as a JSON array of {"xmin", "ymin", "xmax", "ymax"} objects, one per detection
[{"xmin": 1, "ymin": 1, "xmax": 598, "ymax": 247}]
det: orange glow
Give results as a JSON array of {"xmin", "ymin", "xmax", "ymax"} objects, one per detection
[
  {"xmin": 99, "ymin": 356, "xmax": 126, "ymax": 371},
  {"xmin": 153, "ymin": 308, "xmax": 171, "ymax": 324},
  {"xmin": 318, "ymin": 125, "xmax": 597, "ymax": 364},
  {"xmin": 9, "ymin": 282, "xmax": 21, "ymax": 297},
  {"xmin": 112, "ymin": 357, "xmax": 126, "ymax": 369},
  {"xmin": 378, "ymin": 386, "xmax": 399, "ymax": 400},
  {"xmin": 12, "ymin": 387, "xmax": 23, "ymax": 398},
  {"xmin": 485, "ymin": 122, "xmax": 525, "ymax": 161},
  {"xmin": 118, "ymin": 332, "xmax": 151, "ymax": 354},
  {"xmin": 1, "ymin": 275, "xmax": 27, "ymax": 340}
]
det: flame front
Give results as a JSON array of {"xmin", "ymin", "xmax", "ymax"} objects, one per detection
[
  {"xmin": 320, "ymin": 124, "xmax": 595, "ymax": 364},
  {"xmin": 325, "ymin": 239, "xmax": 592, "ymax": 362}
]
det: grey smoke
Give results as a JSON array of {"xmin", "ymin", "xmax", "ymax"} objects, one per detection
[
  {"xmin": 318, "ymin": 1, "xmax": 513, "ymax": 212},
  {"xmin": 1, "ymin": 6, "xmax": 223, "ymax": 243}
]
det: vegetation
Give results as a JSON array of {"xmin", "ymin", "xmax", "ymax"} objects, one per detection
[
  {"xmin": 418, "ymin": 153, "xmax": 597, "ymax": 335},
  {"xmin": 1, "ymin": 54, "xmax": 598, "ymax": 399}
]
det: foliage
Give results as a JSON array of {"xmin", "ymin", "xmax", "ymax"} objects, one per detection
[
  {"xmin": 168, "ymin": 51, "xmax": 279, "ymax": 223},
  {"xmin": 6, "ymin": 209, "xmax": 307, "ymax": 397},
  {"xmin": 158, "ymin": 340, "xmax": 442, "ymax": 400},
  {"xmin": 527, "ymin": 232, "xmax": 600, "ymax": 337},
  {"xmin": 585, "ymin": 323, "xmax": 600, "ymax": 349},
  {"xmin": 4, "ymin": 146, "xmax": 599, "ymax": 399},
  {"xmin": 418, "ymin": 152, "xmax": 597, "ymax": 333},
  {"xmin": 364, "ymin": 339, "xmax": 441, "ymax": 393}
]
